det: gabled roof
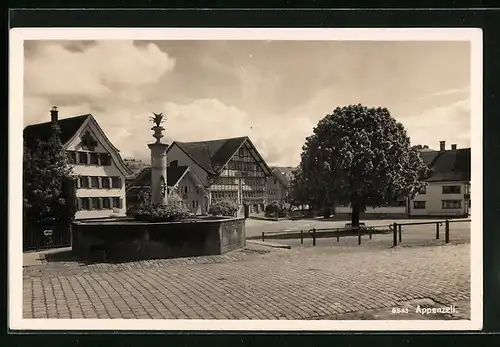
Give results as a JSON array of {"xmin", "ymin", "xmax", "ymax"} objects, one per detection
[
  {"xmin": 170, "ymin": 136, "xmax": 272, "ymax": 176},
  {"xmin": 23, "ymin": 114, "xmax": 91, "ymax": 152},
  {"xmin": 24, "ymin": 113, "xmax": 133, "ymax": 176},
  {"xmin": 425, "ymin": 148, "xmax": 471, "ymax": 182},
  {"xmin": 127, "ymin": 166, "xmax": 190, "ymax": 190},
  {"xmin": 271, "ymin": 167, "xmax": 291, "ymax": 188}
]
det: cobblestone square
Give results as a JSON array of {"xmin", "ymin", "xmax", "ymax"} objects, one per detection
[{"xmin": 23, "ymin": 239, "xmax": 471, "ymax": 320}]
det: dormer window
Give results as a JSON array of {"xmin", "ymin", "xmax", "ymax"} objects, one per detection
[{"xmin": 81, "ymin": 131, "xmax": 98, "ymax": 151}]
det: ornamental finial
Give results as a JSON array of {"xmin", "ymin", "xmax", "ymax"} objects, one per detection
[{"xmin": 150, "ymin": 112, "xmax": 164, "ymax": 127}]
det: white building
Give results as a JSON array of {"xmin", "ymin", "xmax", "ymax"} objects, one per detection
[
  {"xmin": 409, "ymin": 141, "xmax": 471, "ymax": 217},
  {"xmin": 335, "ymin": 141, "xmax": 471, "ymax": 218},
  {"xmin": 267, "ymin": 167, "xmax": 292, "ymax": 204},
  {"xmin": 23, "ymin": 107, "xmax": 133, "ymax": 220},
  {"xmin": 126, "ymin": 165, "xmax": 208, "ymax": 215}
]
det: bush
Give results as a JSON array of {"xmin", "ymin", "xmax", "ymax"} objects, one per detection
[
  {"xmin": 265, "ymin": 201, "xmax": 288, "ymax": 218},
  {"xmin": 128, "ymin": 190, "xmax": 191, "ymax": 222},
  {"xmin": 209, "ymin": 199, "xmax": 239, "ymax": 217}
]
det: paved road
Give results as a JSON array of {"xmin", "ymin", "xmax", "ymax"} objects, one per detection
[{"xmin": 23, "ymin": 241, "xmax": 470, "ymax": 320}]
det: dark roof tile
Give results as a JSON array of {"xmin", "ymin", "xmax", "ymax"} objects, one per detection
[
  {"xmin": 173, "ymin": 137, "xmax": 248, "ymax": 174},
  {"xmin": 127, "ymin": 166, "xmax": 190, "ymax": 190},
  {"xmin": 424, "ymin": 148, "xmax": 471, "ymax": 182},
  {"xmin": 23, "ymin": 115, "xmax": 90, "ymax": 151}
]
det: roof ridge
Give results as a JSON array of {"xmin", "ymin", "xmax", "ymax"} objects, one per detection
[
  {"xmin": 24, "ymin": 114, "xmax": 92, "ymax": 129},
  {"xmin": 175, "ymin": 135, "xmax": 248, "ymax": 145}
]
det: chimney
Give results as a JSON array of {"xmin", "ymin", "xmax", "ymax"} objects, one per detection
[
  {"xmin": 50, "ymin": 106, "xmax": 59, "ymax": 125},
  {"xmin": 451, "ymin": 144, "xmax": 457, "ymax": 150},
  {"xmin": 439, "ymin": 141, "xmax": 446, "ymax": 152}
]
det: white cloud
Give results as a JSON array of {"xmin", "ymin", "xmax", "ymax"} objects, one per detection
[
  {"xmin": 23, "ymin": 40, "xmax": 471, "ymax": 168},
  {"xmin": 24, "ymin": 41, "xmax": 175, "ymax": 98},
  {"xmin": 404, "ymin": 98, "xmax": 471, "ymax": 150}
]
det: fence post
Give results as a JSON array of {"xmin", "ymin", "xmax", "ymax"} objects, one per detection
[
  {"xmin": 369, "ymin": 229, "xmax": 372, "ymax": 240},
  {"xmin": 337, "ymin": 235, "xmax": 340, "ymax": 242},
  {"xmin": 300, "ymin": 230, "xmax": 303, "ymax": 244},
  {"xmin": 445, "ymin": 220, "xmax": 450, "ymax": 243},
  {"xmin": 393, "ymin": 222, "xmax": 398, "ymax": 247},
  {"xmin": 261, "ymin": 232, "xmax": 264, "ymax": 241},
  {"xmin": 312, "ymin": 228, "xmax": 316, "ymax": 246},
  {"xmin": 358, "ymin": 228, "xmax": 361, "ymax": 245},
  {"xmin": 398, "ymin": 224, "xmax": 402, "ymax": 243},
  {"xmin": 436, "ymin": 222, "xmax": 440, "ymax": 240}
]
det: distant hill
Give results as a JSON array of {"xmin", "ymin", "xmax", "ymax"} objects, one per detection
[{"xmin": 123, "ymin": 158, "xmax": 150, "ymax": 175}]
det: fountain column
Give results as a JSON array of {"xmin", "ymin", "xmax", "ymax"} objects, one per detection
[{"xmin": 148, "ymin": 113, "xmax": 169, "ymax": 205}]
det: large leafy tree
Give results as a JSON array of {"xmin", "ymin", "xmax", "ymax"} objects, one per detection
[
  {"xmin": 23, "ymin": 123, "xmax": 76, "ymax": 225},
  {"xmin": 297, "ymin": 104, "xmax": 429, "ymax": 226},
  {"xmin": 289, "ymin": 167, "xmax": 334, "ymax": 216}
]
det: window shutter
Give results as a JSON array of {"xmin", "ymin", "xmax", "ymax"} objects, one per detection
[
  {"xmin": 119, "ymin": 198, "xmax": 123, "ymax": 209},
  {"xmin": 76, "ymin": 177, "xmax": 81, "ymax": 189},
  {"xmin": 76, "ymin": 198, "xmax": 81, "ymax": 211},
  {"xmin": 98, "ymin": 198, "xmax": 103, "ymax": 210},
  {"xmin": 118, "ymin": 177, "xmax": 122, "ymax": 189}
]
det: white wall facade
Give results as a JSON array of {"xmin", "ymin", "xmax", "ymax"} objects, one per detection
[
  {"xmin": 65, "ymin": 120, "xmax": 128, "ymax": 219},
  {"xmin": 266, "ymin": 176, "xmax": 287, "ymax": 203},
  {"xmin": 409, "ymin": 181, "xmax": 470, "ymax": 217},
  {"xmin": 175, "ymin": 172, "xmax": 207, "ymax": 215}
]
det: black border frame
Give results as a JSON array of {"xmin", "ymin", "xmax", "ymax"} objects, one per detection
[{"xmin": 7, "ymin": 6, "xmax": 500, "ymax": 346}]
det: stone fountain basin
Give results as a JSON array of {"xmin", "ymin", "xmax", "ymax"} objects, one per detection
[{"xmin": 71, "ymin": 216, "xmax": 246, "ymax": 262}]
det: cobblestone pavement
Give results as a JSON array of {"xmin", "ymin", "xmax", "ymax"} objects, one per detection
[{"xmin": 23, "ymin": 242, "xmax": 470, "ymax": 320}]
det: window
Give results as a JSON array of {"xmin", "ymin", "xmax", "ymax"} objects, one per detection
[
  {"xmin": 91, "ymin": 197, "xmax": 101, "ymax": 210},
  {"xmin": 102, "ymin": 197, "xmax": 111, "ymax": 209},
  {"xmin": 78, "ymin": 152, "xmax": 89, "ymax": 164},
  {"xmin": 442, "ymin": 200, "xmax": 461, "ymax": 209},
  {"xmin": 100, "ymin": 153, "xmax": 111, "ymax": 166},
  {"xmin": 184, "ymin": 186, "xmax": 189, "ymax": 194},
  {"xmin": 79, "ymin": 198, "xmax": 90, "ymax": 210},
  {"xmin": 170, "ymin": 160, "xmax": 178, "ymax": 167},
  {"xmin": 419, "ymin": 186, "xmax": 427, "ymax": 195},
  {"xmin": 274, "ymin": 179, "xmax": 277, "ymax": 184},
  {"xmin": 101, "ymin": 177, "xmax": 111, "ymax": 189},
  {"xmin": 396, "ymin": 200, "xmax": 406, "ymax": 207},
  {"xmin": 67, "ymin": 151, "xmax": 76, "ymax": 164},
  {"xmin": 90, "ymin": 176, "xmax": 100, "ymax": 188},
  {"xmin": 413, "ymin": 201, "xmax": 426, "ymax": 209},
  {"xmin": 111, "ymin": 177, "xmax": 122, "ymax": 189},
  {"xmin": 79, "ymin": 176, "xmax": 89, "ymax": 188},
  {"xmin": 112, "ymin": 197, "xmax": 122, "ymax": 209},
  {"xmin": 90, "ymin": 152, "xmax": 100, "ymax": 165},
  {"xmin": 192, "ymin": 200, "xmax": 199, "ymax": 208},
  {"xmin": 81, "ymin": 131, "xmax": 98, "ymax": 151},
  {"xmin": 442, "ymin": 185, "xmax": 461, "ymax": 194}
]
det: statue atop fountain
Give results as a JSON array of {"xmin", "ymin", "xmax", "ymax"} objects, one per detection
[{"xmin": 148, "ymin": 112, "xmax": 169, "ymax": 205}]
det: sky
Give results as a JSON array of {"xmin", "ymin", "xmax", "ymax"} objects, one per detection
[{"xmin": 23, "ymin": 40, "xmax": 471, "ymax": 167}]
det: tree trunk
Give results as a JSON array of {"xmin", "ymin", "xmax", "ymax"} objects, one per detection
[
  {"xmin": 351, "ymin": 203, "xmax": 361, "ymax": 227},
  {"xmin": 323, "ymin": 208, "xmax": 331, "ymax": 219}
]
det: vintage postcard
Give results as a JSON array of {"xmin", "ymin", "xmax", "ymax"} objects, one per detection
[{"xmin": 9, "ymin": 28, "xmax": 482, "ymax": 331}]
